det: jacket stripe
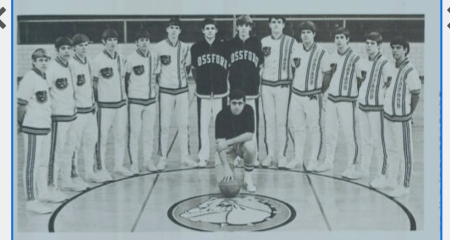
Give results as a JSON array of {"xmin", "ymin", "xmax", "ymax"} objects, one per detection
[
  {"xmin": 384, "ymin": 112, "xmax": 412, "ymax": 122},
  {"xmin": 262, "ymin": 79, "xmax": 292, "ymax": 87},
  {"xmin": 292, "ymin": 87, "xmax": 321, "ymax": 96},
  {"xmin": 128, "ymin": 97, "xmax": 157, "ymax": 106},
  {"xmin": 328, "ymin": 94, "xmax": 357, "ymax": 102},
  {"xmin": 358, "ymin": 104, "xmax": 384, "ymax": 111},
  {"xmin": 77, "ymin": 105, "xmax": 95, "ymax": 114},
  {"xmin": 97, "ymin": 100, "xmax": 127, "ymax": 108},
  {"xmin": 159, "ymin": 86, "xmax": 189, "ymax": 95},
  {"xmin": 21, "ymin": 126, "xmax": 51, "ymax": 135}
]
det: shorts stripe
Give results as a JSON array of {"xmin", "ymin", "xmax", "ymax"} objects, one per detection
[
  {"xmin": 352, "ymin": 102, "xmax": 358, "ymax": 164},
  {"xmin": 316, "ymin": 94, "xmax": 323, "ymax": 160},
  {"xmin": 96, "ymin": 108, "xmax": 103, "ymax": 170},
  {"xmin": 25, "ymin": 134, "xmax": 36, "ymax": 201},
  {"xmin": 197, "ymin": 97, "xmax": 202, "ymax": 151},
  {"xmin": 48, "ymin": 121, "xmax": 58, "ymax": 186},
  {"xmin": 380, "ymin": 111, "xmax": 388, "ymax": 175},
  {"xmin": 283, "ymin": 89, "xmax": 292, "ymax": 156},
  {"xmin": 127, "ymin": 104, "xmax": 133, "ymax": 165}
]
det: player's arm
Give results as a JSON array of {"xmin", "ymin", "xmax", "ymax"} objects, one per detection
[
  {"xmin": 16, "ymin": 75, "xmax": 33, "ymax": 126},
  {"xmin": 411, "ymin": 93, "xmax": 420, "ymax": 114},
  {"xmin": 320, "ymin": 50, "xmax": 333, "ymax": 93},
  {"xmin": 408, "ymin": 70, "xmax": 422, "ymax": 115},
  {"xmin": 355, "ymin": 58, "xmax": 364, "ymax": 89},
  {"xmin": 124, "ymin": 72, "xmax": 131, "ymax": 96},
  {"xmin": 91, "ymin": 59, "xmax": 100, "ymax": 102},
  {"xmin": 215, "ymin": 113, "xmax": 234, "ymax": 182}
]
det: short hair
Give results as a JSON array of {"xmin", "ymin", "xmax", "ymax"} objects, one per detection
[
  {"xmin": 333, "ymin": 27, "xmax": 350, "ymax": 39},
  {"xmin": 298, "ymin": 21, "xmax": 317, "ymax": 34},
  {"xmin": 229, "ymin": 89, "xmax": 246, "ymax": 102},
  {"xmin": 31, "ymin": 48, "xmax": 50, "ymax": 61},
  {"xmin": 55, "ymin": 37, "xmax": 73, "ymax": 50},
  {"xmin": 102, "ymin": 29, "xmax": 119, "ymax": 40},
  {"xmin": 134, "ymin": 29, "xmax": 151, "ymax": 41},
  {"xmin": 268, "ymin": 16, "xmax": 286, "ymax": 24},
  {"xmin": 167, "ymin": 17, "xmax": 182, "ymax": 28},
  {"xmin": 202, "ymin": 17, "xmax": 217, "ymax": 29},
  {"xmin": 72, "ymin": 34, "xmax": 90, "ymax": 46},
  {"xmin": 390, "ymin": 36, "xmax": 410, "ymax": 56},
  {"xmin": 366, "ymin": 32, "xmax": 383, "ymax": 45},
  {"xmin": 236, "ymin": 15, "xmax": 253, "ymax": 27}
]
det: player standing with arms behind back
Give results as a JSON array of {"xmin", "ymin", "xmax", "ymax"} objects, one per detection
[
  {"xmin": 227, "ymin": 15, "xmax": 264, "ymax": 167},
  {"xmin": 260, "ymin": 16, "xmax": 295, "ymax": 169},
  {"xmin": 191, "ymin": 18, "xmax": 229, "ymax": 167}
]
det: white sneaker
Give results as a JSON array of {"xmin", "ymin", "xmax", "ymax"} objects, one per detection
[
  {"xmin": 114, "ymin": 167, "xmax": 134, "ymax": 177},
  {"xmin": 261, "ymin": 156, "xmax": 273, "ymax": 168},
  {"xmin": 60, "ymin": 178, "xmax": 87, "ymax": 192},
  {"xmin": 145, "ymin": 161, "xmax": 158, "ymax": 172},
  {"xmin": 98, "ymin": 170, "xmax": 113, "ymax": 182},
  {"xmin": 215, "ymin": 157, "xmax": 221, "ymax": 166},
  {"xmin": 130, "ymin": 163, "xmax": 139, "ymax": 175},
  {"xmin": 26, "ymin": 201, "xmax": 52, "ymax": 214},
  {"xmin": 352, "ymin": 168, "xmax": 369, "ymax": 180},
  {"xmin": 370, "ymin": 175, "xmax": 387, "ymax": 189},
  {"xmin": 157, "ymin": 158, "xmax": 167, "ymax": 171},
  {"xmin": 182, "ymin": 158, "xmax": 198, "ymax": 167},
  {"xmin": 72, "ymin": 177, "xmax": 90, "ymax": 190},
  {"xmin": 388, "ymin": 186, "xmax": 410, "ymax": 198},
  {"xmin": 233, "ymin": 156, "xmax": 242, "ymax": 167},
  {"xmin": 278, "ymin": 156, "xmax": 287, "ymax": 169},
  {"xmin": 41, "ymin": 188, "xmax": 67, "ymax": 203},
  {"xmin": 306, "ymin": 160, "xmax": 319, "ymax": 172},
  {"xmin": 85, "ymin": 172, "xmax": 105, "ymax": 183},
  {"xmin": 342, "ymin": 165, "xmax": 357, "ymax": 179},
  {"xmin": 285, "ymin": 159, "xmax": 302, "ymax": 170},
  {"xmin": 198, "ymin": 159, "xmax": 207, "ymax": 168},
  {"xmin": 254, "ymin": 159, "xmax": 261, "ymax": 168},
  {"xmin": 315, "ymin": 161, "xmax": 334, "ymax": 173},
  {"xmin": 243, "ymin": 176, "xmax": 257, "ymax": 192}
]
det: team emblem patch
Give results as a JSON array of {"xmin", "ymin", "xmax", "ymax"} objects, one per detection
[
  {"xmin": 293, "ymin": 58, "xmax": 301, "ymax": 68},
  {"xmin": 262, "ymin": 47, "xmax": 271, "ymax": 57},
  {"xmin": 35, "ymin": 91, "xmax": 47, "ymax": 103},
  {"xmin": 77, "ymin": 74, "xmax": 86, "ymax": 86},
  {"xmin": 330, "ymin": 63, "xmax": 337, "ymax": 73},
  {"xmin": 55, "ymin": 78, "xmax": 68, "ymax": 90},
  {"xmin": 361, "ymin": 70, "xmax": 367, "ymax": 80},
  {"xmin": 160, "ymin": 55, "xmax": 171, "ymax": 66},
  {"xmin": 168, "ymin": 193, "xmax": 296, "ymax": 231},
  {"xmin": 133, "ymin": 65, "xmax": 145, "ymax": 76},
  {"xmin": 100, "ymin": 67, "xmax": 114, "ymax": 79}
]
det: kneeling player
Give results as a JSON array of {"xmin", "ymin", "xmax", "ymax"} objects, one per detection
[{"xmin": 215, "ymin": 90, "xmax": 257, "ymax": 192}]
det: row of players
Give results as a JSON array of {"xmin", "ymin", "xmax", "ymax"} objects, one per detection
[{"xmin": 17, "ymin": 15, "xmax": 421, "ymax": 214}]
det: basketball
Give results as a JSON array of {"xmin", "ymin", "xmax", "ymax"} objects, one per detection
[{"xmin": 219, "ymin": 180, "xmax": 241, "ymax": 198}]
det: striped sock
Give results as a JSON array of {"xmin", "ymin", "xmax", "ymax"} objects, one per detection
[{"xmin": 244, "ymin": 163, "xmax": 254, "ymax": 172}]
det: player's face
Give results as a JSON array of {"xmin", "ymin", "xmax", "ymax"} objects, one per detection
[
  {"xmin": 391, "ymin": 44, "xmax": 407, "ymax": 60},
  {"xmin": 301, "ymin": 29, "xmax": 315, "ymax": 45},
  {"xmin": 136, "ymin": 38, "xmax": 150, "ymax": 52},
  {"xmin": 166, "ymin": 25, "xmax": 181, "ymax": 39},
  {"xmin": 269, "ymin": 19, "xmax": 285, "ymax": 34},
  {"xmin": 237, "ymin": 24, "xmax": 252, "ymax": 39},
  {"xmin": 365, "ymin": 39, "xmax": 379, "ymax": 56},
  {"xmin": 74, "ymin": 42, "xmax": 89, "ymax": 57},
  {"xmin": 33, "ymin": 57, "xmax": 50, "ymax": 72},
  {"xmin": 57, "ymin": 45, "xmax": 72, "ymax": 61},
  {"xmin": 202, "ymin": 24, "xmax": 218, "ymax": 40},
  {"xmin": 334, "ymin": 34, "xmax": 349, "ymax": 49},
  {"xmin": 103, "ymin": 38, "xmax": 118, "ymax": 52},
  {"xmin": 230, "ymin": 99, "xmax": 245, "ymax": 116}
]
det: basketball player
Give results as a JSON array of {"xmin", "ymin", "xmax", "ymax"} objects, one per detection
[
  {"xmin": 62, "ymin": 34, "xmax": 105, "ymax": 185},
  {"xmin": 46, "ymin": 36, "xmax": 77, "ymax": 202},
  {"xmin": 380, "ymin": 37, "xmax": 421, "ymax": 198},
  {"xmin": 316, "ymin": 27, "xmax": 361, "ymax": 178},
  {"xmin": 17, "ymin": 49, "xmax": 53, "ymax": 213},
  {"xmin": 227, "ymin": 15, "xmax": 264, "ymax": 167},
  {"xmin": 191, "ymin": 17, "xmax": 229, "ymax": 167},
  {"xmin": 215, "ymin": 90, "xmax": 257, "ymax": 192},
  {"xmin": 260, "ymin": 16, "xmax": 295, "ymax": 169},
  {"xmin": 155, "ymin": 18, "xmax": 197, "ymax": 170},
  {"xmin": 353, "ymin": 32, "xmax": 390, "ymax": 180},
  {"xmin": 287, "ymin": 21, "xmax": 332, "ymax": 170},
  {"xmin": 93, "ymin": 29, "xmax": 132, "ymax": 178},
  {"xmin": 125, "ymin": 30, "xmax": 160, "ymax": 173}
]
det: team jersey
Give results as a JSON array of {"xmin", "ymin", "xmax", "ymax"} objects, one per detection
[
  {"xmin": 227, "ymin": 36, "xmax": 264, "ymax": 99},
  {"xmin": 47, "ymin": 57, "xmax": 77, "ymax": 121},
  {"xmin": 92, "ymin": 50, "xmax": 127, "ymax": 108},
  {"xmin": 125, "ymin": 49, "xmax": 160, "ymax": 105},
  {"xmin": 155, "ymin": 39, "xmax": 191, "ymax": 95},
  {"xmin": 190, "ymin": 38, "xmax": 229, "ymax": 98},
  {"xmin": 70, "ymin": 54, "xmax": 95, "ymax": 113},
  {"xmin": 383, "ymin": 58, "xmax": 421, "ymax": 121},
  {"xmin": 291, "ymin": 42, "xmax": 332, "ymax": 96},
  {"xmin": 358, "ymin": 52, "xmax": 391, "ymax": 111},
  {"xmin": 261, "ymin": 34, "xmax": 295, "ymax": 86},
  {"xmin": 328, "ymin": 47, "xmax": 362, "ymax": 102},
  {"xmin": 17, "ymin": 68, "xmax": 52, "ymax": 135}
]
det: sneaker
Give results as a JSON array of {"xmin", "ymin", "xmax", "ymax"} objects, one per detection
[
  {"xmin": 145, "ymin": 161, "xmax": 158, "ymax": 172},
  {"xmin": 182, "ymin": 158, "xmax": 198, "ymax": 167},
  {"xmin": 370, "ymin": 175, "xmax": 387, "ymax": 189},
  {"xmin": 114, "ymin": 167, "xmax": 134, "ymax": 177},
  {"xmin": 285, "ymin": 159, "xmax": 302, "ymax": 170},
  {"xmin": 277, "ymin": 156, "xmax": 287, "ymax": 169},
  {"xmin": 352, "ymin": 169, "xmax": 369, "ymax": 180},
  {"xmin": 72, "ymin": 177, "xmax": 90, "ymax": 190},
  {"xmin": 342, "ymin": 165, "xmax": 356, "ymax": 179},
  {"xmin": 198, "ymin": 159, "xmax": 207, "ymax": 168},
  {"xmin": 85, "ymin": 172, "xmax": 105, "ymax": 183},
  {"xmin": 130, "ymin": 163, "xmax": 139, "ymax": 175},
  {"xmin": 26, "ymin": 201, "xmax": 52, "ymax": 214},
  {"xmin": 243, "ymin": 176, "xmax": 257, "ymax": 192},
  {"xmin": 40, "ymin": 188, "xmax": 67, "ymax": 203},
  {"xmin": 261, "ymin": 156, "xmax": 273, "ymax": 168},
  {"xmin": 60, "ymin": 178, "xmax": 86, "ymax": 192},
  {"xmin": 215, "ymin": 157, "xmax": 221, "ymax": 166},
  {"xmin": 254, "ymin": 159, "xmax": 261, "ymax": 168},
  {"xmin": 98, "ymin": 170, "xmax": 113, "ymax": 182},
  {"xmin": 315, "ymin": 162, "xmax": 334, "ymax": 173},
  {"xmin": 157, "ymin": 157, "xmax": 167, "ymax": 171},
  {"xmin": 233, "ymin": 156, "xmax": 242, "ymax": 167},
  {"xmin": 387, "ymin": 186, "xmax": 410, "ymax": 198},
  {"xmin": 306, "ymin": 160, "xmax": 319, "ymax": 172}
]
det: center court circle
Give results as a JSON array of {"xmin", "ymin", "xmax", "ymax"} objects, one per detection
[{"xmin": 168, "ymin": 193, "xmax": 296, "ymax": 231}]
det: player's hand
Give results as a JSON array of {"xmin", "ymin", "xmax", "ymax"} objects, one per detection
[
  {"xmin": 216, "ymin": 140, "xmax": 229, "ymax": 152},
  {"xmin": 222, "ymin": 167, "xmax": 234, "ymax": 182}
]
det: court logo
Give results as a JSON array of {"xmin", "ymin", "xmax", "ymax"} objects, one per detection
[{"xmin": 168, "ymin": 193, "xmax": 295, "ymax": 231}]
